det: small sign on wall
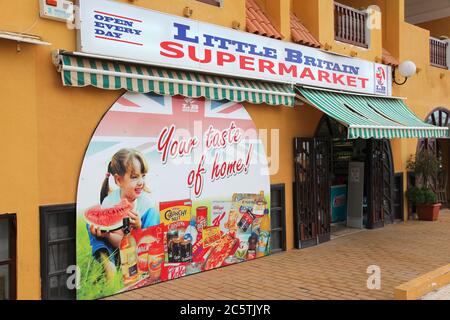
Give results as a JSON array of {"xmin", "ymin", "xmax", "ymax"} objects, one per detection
[{"xmin": 39, "ymin": 0, "xmax": 74, "ymax": 22}]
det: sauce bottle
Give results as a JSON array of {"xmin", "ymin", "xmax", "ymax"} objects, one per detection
[{"xmin": 119, "ymin": 218, "xmax": 138, "ymax": 286}]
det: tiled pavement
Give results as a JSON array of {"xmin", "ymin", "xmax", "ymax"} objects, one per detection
[{"xmin": 106, "ymin": 210, "xmax": 450, "ymax": 300}]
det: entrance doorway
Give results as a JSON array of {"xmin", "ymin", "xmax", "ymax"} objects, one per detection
[
  {"xmin": 293, "ymin": 116, "xmax": 395, "ymax": 249},
  {"xmin": 417, "ymin": 108, "xmax": 450, "ymax": 208}
]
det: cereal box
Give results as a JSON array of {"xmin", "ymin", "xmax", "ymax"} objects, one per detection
[
  {"xmin": 160, "ymin": 199, "xmax": 192, "ymax": 263},
  {"xmin": 160, "ymin": 199, "xmax": 192, "ymax": 225},
  {"xmin": 211, "ymin": 201, "xmax": 232, "ymax": 234}
]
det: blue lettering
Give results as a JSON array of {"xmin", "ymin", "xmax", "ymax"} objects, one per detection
[
  {"xmin": 322, "ymin": 61, "xmax": 334, "ymax": 70},
  {"xmin": 303, "ymin": 56, "xmax": 317, "ymax": 67},
  {"xmin": 173, "ymin": 23, "xmax": 199, "ymax": 44},
  {"xmin": 343, "ymin": 65, "xmax": 360, "ymax": 75},
  {"xmin": 264, "ymin": 47, "xmax": 278, "ymax": 59},
  {"xmin": 231, "ymin": 40, "xmax": 249, "ymax": 53},
  {"xmin": 316, "ymin": 59, "xmax": 325, "ymax": 68},
  {"xmin": 213, "ymin": 36, "xmax": 233, "ymax": 50},
  {"xmin": 332, "ymin": 64, "xmax": 342, "ymax": 72},
  {"xmin": 203, "ymin": 34, "xmax": 215, "ymax": 47},
  {"xmin": 94, "ymin": 14, "xmax": 104, "ymax": 21},
  {"xmin": 285, "ymin": 48, "xmax": 303, "ymax": 64}
]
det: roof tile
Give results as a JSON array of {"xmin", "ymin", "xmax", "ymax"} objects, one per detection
[
  {"xmin": 290, "ymin": 13, "xmax": 321, "ymax": 48},
  {"xmin": 382, "ymin": 48, "xmax": 399, "ymax": 66},
  {"xmin": 246, "ymin": 0, "xmax": 283, "ymax": 39}
]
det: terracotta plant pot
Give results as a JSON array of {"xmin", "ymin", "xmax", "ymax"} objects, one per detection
[{"xmin": 416, "ymin": 203, "xmax": 441, "ymax": 221}]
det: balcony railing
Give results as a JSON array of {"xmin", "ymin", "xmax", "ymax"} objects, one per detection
[
  {"xmin": 334, "ymin": 2, "xmax": 368, "ymax": 48},
  {"xmin": 430, "ymin": 37, "xmax": 448, "ymax": 69}
]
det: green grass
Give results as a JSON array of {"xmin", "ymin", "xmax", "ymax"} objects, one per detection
[{"xmin": 76, "ymin": 218, "xmax": 124, "ymax": 300}]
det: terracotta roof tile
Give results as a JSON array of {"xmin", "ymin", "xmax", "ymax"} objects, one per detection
[
  {"xmin": 291, "ymin": 13, "xmax": 321, "ymax": 48},
  {"xmin": 246, "ymin": 0, "xmax": 283, "ymax": 39},
  {"xmin": 382, "ymin": 48, "xmax": 399, "ymax": 66}
]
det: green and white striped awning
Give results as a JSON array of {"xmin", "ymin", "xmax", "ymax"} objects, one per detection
[
  {"xmin": 53, "ymin": 51, "xmax": 295, "ymax": 107},
  {"xmin": 298, "ymin": 87, "xmax": 449, "ymax": 139}
]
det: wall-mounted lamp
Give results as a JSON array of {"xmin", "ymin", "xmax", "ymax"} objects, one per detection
[{"xmin": 393, "ymin": 60, "xmax": 416, "ymax": 85}]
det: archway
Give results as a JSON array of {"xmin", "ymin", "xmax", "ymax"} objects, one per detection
[
  {"xmin": 315, "ymin": 115, "xmax": 396, "ymax": 226},
  {"xmin": 417, "ymin": 108, "xmax": 450, "ymax": 207}
]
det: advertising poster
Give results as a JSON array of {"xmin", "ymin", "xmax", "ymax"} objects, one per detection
[
  {"xmin": 331, "ymin": 185, "xmax": 347, "ymax": 223},
  {"xmin": 76, "ymin": 93, "xmax": 271, "ymax": 300}
]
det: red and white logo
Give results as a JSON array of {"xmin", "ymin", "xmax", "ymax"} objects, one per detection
[{"xmin": 376, "ymin": 66, "xmax": 386, "ymax": 86}]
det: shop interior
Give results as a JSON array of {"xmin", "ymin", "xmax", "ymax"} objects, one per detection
[{"xmin": 315, "ymin": 116, "xmax": 390, "ymax": 237}]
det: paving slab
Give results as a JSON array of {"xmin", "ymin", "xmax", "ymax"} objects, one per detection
[{"xmin": 105, "ymin": 210, "xmax": 450, "ymax": 300}]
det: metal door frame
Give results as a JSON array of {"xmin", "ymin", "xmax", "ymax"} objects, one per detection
[{"xmin": 293, "ymin": 138, "xmax": 331, "ymax": 249}]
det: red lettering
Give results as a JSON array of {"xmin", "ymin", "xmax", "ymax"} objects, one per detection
[
  {"xmin": 205, "ymin": 122, "xmax": 242, "ymax": 150},
  {"xmin": 318, "ymin": 70, "xmax": 331, "ymax": 83},
  {"xmin": 188, "ymin": 45, "xmax": 212, "ymax": 63},
  {"xmin": 157, "ymin": 126, "xmax": 175, "ymax": 163},
  {"xmin": 332, "ymin": 73, "xmax": 346, "ymax": 85},
  {"xmin": 217, "ymin": 51, "xmax": 236, "ymax": 66},
  {"xmin": 299, "ymin": 67, "xmax": 315, "ymax": 81},
  {"xmin": 157, "ymin": 125, "xmax": 199, "ymax": 163},
  {"xmin": 188, "ymin": 155, "xmax": 206, "ymax": 197},
  {"xmin": 210, "ymin": 144, "xmax": 253, "ymax": 181},
  {"xmin": 347, "ymin": 76, "xmax": 357, "ymax": 87},
  {"xmin": 279, "ymin": 63, "xmax": 298, "ymax": 77},
  {"xmin": 239, "ymin": 55, "xmax": 255, "ymax": 71},
  {"xmin": 258, "ymin": 59, "xmax": 276, "ymax": 74},
  {"xmin": 360, "ymin": 77, "xmax": 369, "ymax": 89},
  {"xmin": 160, "ymin": 41, "xmax": 184, "ymax": 59}
]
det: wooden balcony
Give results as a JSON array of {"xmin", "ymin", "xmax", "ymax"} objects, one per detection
[
  {"xmin": 430, "ymin": 37, "xmax": 448, "ymax": 69},
  {"xmin": 334, "ymin": 2, "xmax": 368, "ymax": 49}
]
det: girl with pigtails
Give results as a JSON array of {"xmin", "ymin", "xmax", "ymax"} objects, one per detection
[{"xmin": 87, "ymin": 148, "xmax": 160, "ymax": 280}]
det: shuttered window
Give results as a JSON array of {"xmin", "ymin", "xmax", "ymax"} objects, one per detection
[
  {"xmin": 0, "ymin": 214, "xmax": 16, "ymax": 300},
  {"xmin": 270, "ymin": 184, "xmax": 286, "ymax": 252},
  {"xmin": 40, "ymin": 204, "xmax": 76, "ymax": 300}
]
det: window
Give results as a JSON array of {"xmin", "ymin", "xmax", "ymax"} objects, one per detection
[
  {"xmin": 40, "ymin": 204, "xmax": 76, "ymax": 300},
  {"xmin": 196, "ymin": 0, "xmax": 222, "ymax": 7},
  {"xmin": 0, "ymin": 214, "xmax": 16, "ymax": 300},
  {"xmin": 270, "ymin": 184, "xmax": 286, "ymax": 252}
]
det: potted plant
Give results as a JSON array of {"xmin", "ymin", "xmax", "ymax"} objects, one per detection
[{"xmin": 406, "ymin": 150, "xmax": 441, "ymax": 221}]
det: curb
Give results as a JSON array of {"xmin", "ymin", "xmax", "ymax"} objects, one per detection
[{"xmin": 394, "ymin": 264, "xmax": 450, "ymax": 300}]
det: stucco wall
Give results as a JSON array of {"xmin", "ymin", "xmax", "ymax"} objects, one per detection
[{"xmin": 0, "ymin": 0, "xmax": 449, "ymax": 299}]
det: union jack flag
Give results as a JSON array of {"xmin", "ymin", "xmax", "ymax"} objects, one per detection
[{"xmin": 95, "ymin": 93, "xmax": 254, "ymax": 139}]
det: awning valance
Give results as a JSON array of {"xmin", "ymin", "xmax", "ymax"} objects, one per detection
[
  {"xmin": 53, "ymin": 51, "xmax": 295, "ymax": 107},
  {"xmin": 298, "ymin": 87, "xmax": 449, "ymax": 139}
]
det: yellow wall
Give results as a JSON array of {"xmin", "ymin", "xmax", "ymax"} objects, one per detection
[
  {"xmin": 0, "ymin": 39, "xmax": 40, "ymax": 300},
  {"xmin": 246, "ymin": 102, "xmax": 323, "ymax": 256},
  {"xmin": 417, "ymin": 17, "xmax": 450, "ymax": 38},
  {"xmin": 0, "ymin": 0, "xmax": 449, "ymax": 300}
]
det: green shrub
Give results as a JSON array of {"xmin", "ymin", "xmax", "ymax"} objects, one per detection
[
  {"xmin": 406, "ymin": 150, "xmax": 440, "ymax": 188},
  {"xmin": 407, "ymin": 186, "xmax": 437, "ymax": 205}
]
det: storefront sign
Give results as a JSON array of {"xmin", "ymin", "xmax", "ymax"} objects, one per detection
[
  {"xmin": 77, "ymin": 0, "xmax": 392, "ymax": 96},
  {"xmin": 76, "ymin": 93, "xmax": 271, "ymax": 299}
]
